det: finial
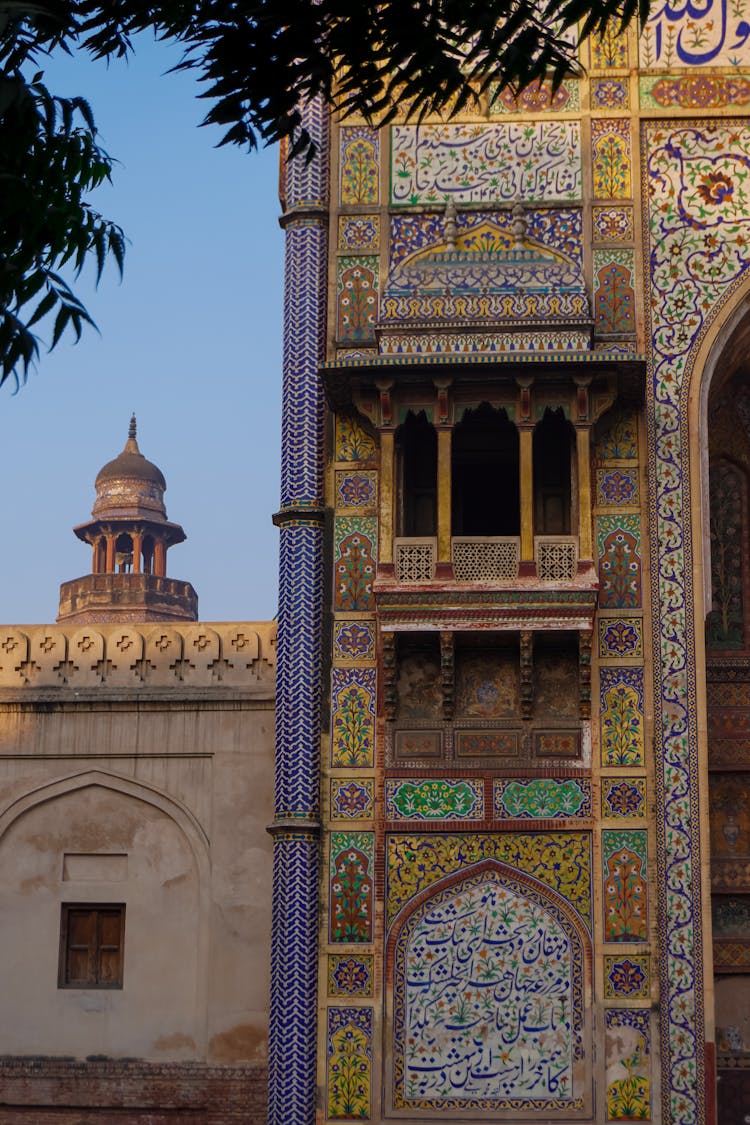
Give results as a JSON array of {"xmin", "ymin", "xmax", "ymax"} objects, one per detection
[
  {"xmin": 444, "ymin": 199, "xmax": 458, "ymax": 252},
  {"xmin": 129, "ymin": 414, "xmax": 137, "ymax": 441}
]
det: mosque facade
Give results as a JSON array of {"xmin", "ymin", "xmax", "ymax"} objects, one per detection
[{"xmin": 270, "ymin": 12, "xmax": 750, "ymax": 1125}]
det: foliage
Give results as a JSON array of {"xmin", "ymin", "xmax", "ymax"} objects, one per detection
[{"xmin": 1, "ymin": 0, "xmax": 651, "ymax": 386}]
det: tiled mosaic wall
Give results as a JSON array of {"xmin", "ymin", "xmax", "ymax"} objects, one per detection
[{"xmin": 302, "ymin": 27, "xmax": 750, "ymax": 1121}]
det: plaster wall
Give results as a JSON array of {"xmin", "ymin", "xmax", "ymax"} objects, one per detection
[{"xmin": 0, "ymin": 622, "xmax": 275, "ymax": 1068}]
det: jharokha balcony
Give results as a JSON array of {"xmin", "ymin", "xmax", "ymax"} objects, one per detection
[{"xmin": 376, "ymin": 534, "xmax": 598, "ymax": 634}]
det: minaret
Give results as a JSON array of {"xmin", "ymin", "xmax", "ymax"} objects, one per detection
[{"xmin": 57, "ymin": 417, "xmax": 198, "ymax": 623}]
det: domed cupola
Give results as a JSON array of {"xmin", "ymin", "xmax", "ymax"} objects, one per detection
[
  {"xmin": 92, "ymin": 415, "xmax": 168, "ymax": 521},
  {"xmin": 57, "ymin": 417, "xmax": 198, "ymax": 624}
]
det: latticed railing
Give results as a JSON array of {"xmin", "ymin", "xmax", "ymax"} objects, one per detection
[
  {"xmin": 452, "ymin": 537, "xmax": 521, "ymax": 581},
  {"xmin": 394, "ymin": 537, "xmax": 437, "ymax": 582},
  {"xmin": 535, "ymin": 536, "xmax": 578, "ymax": 580}
]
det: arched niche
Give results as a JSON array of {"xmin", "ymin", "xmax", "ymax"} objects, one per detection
[
  {"xmin": 0, "ymin": 770, "xmax": 210, "ymax": 1060},
  {"xmin": 385, "ymin": 859, "xmax": 592, "ymax": 1118},
  {"xmin": 685, "ymin": 282, "xmax": 750, "ymax": 1121}
]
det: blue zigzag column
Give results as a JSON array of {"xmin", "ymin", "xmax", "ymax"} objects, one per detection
[{"xmin": 269, "ymin": 96, "xmax": 329, "ymax": 1125}]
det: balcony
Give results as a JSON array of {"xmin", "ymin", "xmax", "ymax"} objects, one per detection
[{"xmin": 392, "ymin": 536, "xmax": 578, "ymax": 583}]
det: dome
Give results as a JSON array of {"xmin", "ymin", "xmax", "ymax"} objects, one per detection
[{"xmin": 92, "ymin": 416, "xmax": 168, "ymax": 521}]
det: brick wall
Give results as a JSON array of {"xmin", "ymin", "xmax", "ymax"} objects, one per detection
[{"xmin": 0, "ymin": 1058, "xmax": 268, "ymax": 1124}]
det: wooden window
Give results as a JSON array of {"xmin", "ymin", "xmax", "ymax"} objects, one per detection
[{"xmin": 58, "ymin": 904, "xmax": 125, "ymax": 989}]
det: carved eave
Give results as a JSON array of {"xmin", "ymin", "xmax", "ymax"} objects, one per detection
[
  {"xmin": 321, "ymin": 352, "xmax": 646, "ymax": 415},
  {"xmin": 73, "ymin": 517, "xmax": 188, "ymax": 547},
  {"xmin": 373, "ymin": 580, "xmax": 599, "ymax": 633}
]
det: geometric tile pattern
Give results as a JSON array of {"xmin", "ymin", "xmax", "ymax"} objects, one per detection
[
  {"xmin": 645, "ymin": 119, "xmax": 750, "ymax": 1125},
  {"xmin": 593, "ymin": 206, "xmax": 635, "ymax": 243},
  {"xmin": 592, "ymin": 78, "xmax": 630, "ymax": 109},
  {"xmin": 489, "ymin": 77, "xmax": 580, "ymax": 113},
  {"xmin": 271, "ymin": 92, "xmax": 330, "ymax": 1125},
  {"xmin": 335, "ymin": 471, "xmax": 377, "ymax": 510},
  {"xmin": 596, "ymin": 468, "xmax": 639, "ymax": 506},
  {"xmin": 269, "ymin": 832, "xmax": 320, "ymax": 1125},
  {"xmin": 640, "ymin": 74, "xmax": 750, "ymax": 110},
  {"xmin": 333, "ymin": 620, "xmax": 375, "ymax": 662},
  {"xmin": 338, "ymin": 215, "xmax": 380, "ymax": 250}
]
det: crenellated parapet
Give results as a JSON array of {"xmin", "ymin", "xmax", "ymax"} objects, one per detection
[{"xmin": 0, "ymin": 621, "xmax": 276, "ymax": 695}]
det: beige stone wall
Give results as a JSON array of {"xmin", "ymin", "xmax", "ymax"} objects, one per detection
[{"xmin": 0, "ymin": 622, "xmax": 275, "ymax": 1067}]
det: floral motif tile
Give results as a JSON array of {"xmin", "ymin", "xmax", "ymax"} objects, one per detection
[
  {"xmin": 598, "ymin": 617, "xmax": 643, "ymax": 659},
  {"xmin": 331, "ymin": 779, "xmax": 375, "ymax": 820},
  {"xmin": 602, "ymin": 777, "xmax": 646, "ymax": 818},
  {"xmin": 329, "ymin": 831, "xmax": 374, "ymax": 943},
  {"xmin": 596, "ymin": 468, "xmax": 639, "ymax": 507},
  {"xmin": 335, "ymin": 470, "xmax": 377, "ymax": 510},
  {"xmin": 327, "ymin": 954, "xmax": 374, "ymax": 998},
  {"xmin": 333, "ymin": 620, "xmax": 375, "ymax": 662},
  {"xmin": 602, "ymin": 830, "xmax": 648, "ymax": 942},
  {"xmin": 385, "ymin": 778, "xmax": 484, "ymax": 821},
  {"xmin": 604, "ymin": 954, "xmax": 650, "ymax": 1000},
  {"xmin": 337, "ymin": 214, "xmax": 380, "ymax": 250},
  {"xmin": 331, "ymin": 667, "xmax": 376, "ymax": 768},
  {"xmin": 592, "ymin": 120, "xmax": 632, "ymax": 199},
  {"xmin": 494, "ymin": 777, "xmax": 592, "ymax": 819},
  {"xmin": 600, "ymin": 668, "xmax": 645, "ymax": 767},
  {"xmin": 340, "ymin": 126, "xmax": 379, "ymax": 205},
  {"xmin": 605, "ymin": 1009, "xmax": 650, "ymax": 1121},
  {"xmin": 386, "ymin": 833, "xmax": 591, "ymax": 927},
  {"xmin": 327, "ymin": 1007, "xmax": 373, "ymax": 1117}
]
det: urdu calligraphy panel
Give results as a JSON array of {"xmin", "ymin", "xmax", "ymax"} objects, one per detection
[
  {"xmin": 390, "ymin": 123, "xmax": 582, "ymax": 205},
  {"xmin": 389, "ymin": 865, "xmax": 591, "ymax": 1115}
]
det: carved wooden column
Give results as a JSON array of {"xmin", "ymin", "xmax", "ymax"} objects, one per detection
[
  {"xmin": 574, "ymin": 376, "xmax": 594, "ymax": 567},
  {"xmin": 435, "ymin": 378, "xmax": 453, "ymax": 578},
  {"xmin": 519, "ymin": 428, "xmax": 534, "ymax": 569},
  {"xmin": 440, "ymin": 631, "xmax": 455, "ymax": 720},
  {"xmin": 520, "ymin": 631, "xmax": 534, "ymax": 719},
  {"xmin": 517, "ymin": 377, "xmax": 534, "ymax": 574}
]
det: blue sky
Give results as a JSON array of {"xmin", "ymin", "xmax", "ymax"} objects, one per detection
[{"xmin": 0, "ymin": 35, "xmax": 284, "ymax": 623}]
